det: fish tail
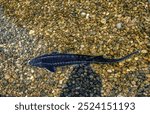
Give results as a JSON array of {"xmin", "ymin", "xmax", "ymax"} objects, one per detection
[{"xmin": 104, "ymin": 50, "xmax": 140, "ymax": 63}]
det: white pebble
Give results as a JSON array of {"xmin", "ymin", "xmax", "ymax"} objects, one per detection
[
  {"xmin": 116, "ymin": 22, "xmax": 123, "ymax": 29},
  {"xmin": 86, "ymin": 13, "xmax": 90, "ymax": 19},
  {"xmin": 107, "ymin": 69, "xmax": 112, "ymax": 73},
  {"xmin": 80, "ymin": 45, "xmax": 84, "ymax": 48},
  {"xmin": 81, "ymin": 12, "xmax": 86, "ymax": 16},
  {"xmin": 29, "ymin": 30, "xmax": 35, "ymax": 35},
  {"xmin": 31, "ymin": 69, "xmax": 34, "ymax": 73}
]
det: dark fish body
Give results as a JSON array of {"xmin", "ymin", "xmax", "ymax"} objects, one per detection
[{"xmin": 29, "ymin": 51, "xmax": 139, "ymax": 72}]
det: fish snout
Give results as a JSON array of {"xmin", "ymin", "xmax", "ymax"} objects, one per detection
[
  {"xmin": 28, "ymin": 58, "xmax": 38, "ymax": 66},
  {"xmin": 28, "ymin": 59, "xmax": 34, "ymax": 66},
  {"xmin": 28, "ymin": 58, "xmax": 43, "ymax": 67}
]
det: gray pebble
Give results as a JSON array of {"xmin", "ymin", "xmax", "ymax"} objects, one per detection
[{"xmin": 116, "ymin": 22, "xmax": 123, "ymax": 29}]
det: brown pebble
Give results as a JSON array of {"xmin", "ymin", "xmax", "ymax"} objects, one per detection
[
  {"xmin": 146, "ymin": 74, "xmax": 150, "ymax": 77},
  {"xmin": 4, "ymin": 75, "xmax": 10, "ymax": 80},
  {"xmin": 101, "ymin": 18, "xmax": 106, "ymax": 24}
]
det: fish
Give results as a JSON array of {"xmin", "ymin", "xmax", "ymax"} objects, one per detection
[{"xmin": 28, "ymin": 50, "xmax": 139, "ymax": 72}]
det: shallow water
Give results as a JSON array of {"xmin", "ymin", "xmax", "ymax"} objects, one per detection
[{"xmin": 0, "ymin": 1, "xmax": 149, "ymax": 96}]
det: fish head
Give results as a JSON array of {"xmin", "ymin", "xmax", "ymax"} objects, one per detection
[
  {"xmin": 28, "ymin": 56, "xmax": 56, "ymax": 72},
  {"xmin": 28, "ymin": 57, "xmax": 43, "ymax": 67}
]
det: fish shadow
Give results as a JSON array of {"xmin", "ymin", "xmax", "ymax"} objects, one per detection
[
  {"xmin": 60, "ymin": 65, "xmax": 102, "ymax": 97},
  {"xmin": 110, "ymin": 67, "xmax": 150, "ymax": 97}
]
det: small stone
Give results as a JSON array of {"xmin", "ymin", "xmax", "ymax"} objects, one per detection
[
  {"xmin": 81, "ymin": 12, "xmax": 86, "ymax": 17},
  {"xmin": 134, "ymin": 57, "xmax": 139, "ymax": 60},
  {"xmin": 4, "ymin": 75, "xmax": 10, "ymax": 80},
  {"xmin": 59, "ymin": 80, "xmax": 63, "ymax": 84},
  {"xmin": 72, "ymin": 81, "xmax": 75, "ymax": 84},
  {"xmin": 107, "ymin": 69, "xmax": 112, "ymax": 73},
  {"xmin": 62, "ymin": 84, "xmax": 68, "ymax": 88},
  {"xmin": 116, "ymin": 22, "xmax": 123, "ymax": 29},
  {"xmin": 76, "ymin": 87, "xmax": 80, "ymax": 90},
  {"xmin": 30, "ymin": 75, "xmax": 35, "ymax": 81},
  {"xmin": 86, "ymin": 13, "xmax": 90, "ymax": 19},
  {"xmin": 8, "ymin": 78, "xmax": 14, "ymax": 83},
  {"xmin": 89, "ymin": 75, "xmax": 94, "ymax": 79},
  {"xmin": 52, "ymin": 90, "xmax": 55, "ymax": 93},
  {"xmin": 141, "ymin": 50, "xmax": 148, "ymax": 53},
  {"xmin": 80, "ymin": 45, "xmax": 84, "ymax": 48},
  {"xmin": 29, "ymin": 30, "xmax": 35, "ymax": 35},
  {"xmin": 119, "ymin": 62, "xmax": 124, "ymax": 66},
  {"xmin": 31, "ymin": 69, "xmax": 34, "ymax": 73},
  {"xmin": 130, "ymin": 66, "xmax": 136, "ymax": 71},
  {"xmin": 101, "ymin": 18, "xmax": 106, "ymax": 24},
  {"xmin": 126, "ymin": 58, "xmax": 132, "ymax": 62},
  {"xmin": 75, "ymin": 91, "xmax": 79, "ymax": 94},
  {"xmin": 131, "ymin": 81, "xmax": 136, "ymax": 85},
  {"xmin": 127, "ymin": 69, "xmax": 130, "ymax": 72}
]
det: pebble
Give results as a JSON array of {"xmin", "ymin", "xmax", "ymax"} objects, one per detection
[
  {"xmin": 80, "ymin": 45, "xmax": 85, "ymax": 48},
  {"xmin": 131, "ymin": 81, "xmax": 136, "ymax": 85},
  {"xmin": 59, "ymin": 80, "xmax": 63, "ymax": 84},
  {"xmin": 4, "ymin": 75, "xmax": 10, "ymax": 80},
  {"xmin": 141, "ymin": 50, "xmax": 148, "ymax": 53},
  {"xmin": 30, "ymin": 76, "xmax": 35, "ymax": 81},
  {"xmin": 101, "ymin": 18, "xmax": 107, "ymax": 24},
  {"xmin": 134, "ymin": 57, "xmax": 139, "ymax": 60},
  {"xmin": 31, "ymin": 69, "xmax": 34, "ymax": 73},
  {"xmin": 86, "ymin": 13, "xmax": 90, "ymax": 19},
  {"xmin": 29, "ymin": 30, "xmax": 35, "ymax": 35},
  {"xmin": 107, "ymin": 69, "xmax": 112, "ymax": 73},
  {"xmin": 116, "ymin": 22, "xmax": 123, "ymax": 29},
  {"xmin": 81, "ymin": 12, "xmax": 86, "ymax": 17}
]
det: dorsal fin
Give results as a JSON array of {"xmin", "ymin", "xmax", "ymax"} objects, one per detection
[{"xmin": 35, "ymin": 52, "xmax": 60, "ymax": 58}]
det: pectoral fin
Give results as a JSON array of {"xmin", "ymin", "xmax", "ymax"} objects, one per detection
[{"xmin": 45, "ymin": 66, "xmax": 56, "ymax": 72}]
